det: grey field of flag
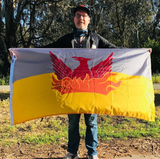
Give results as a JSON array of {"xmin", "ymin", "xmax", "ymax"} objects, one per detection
[{"xmin": 10, "ymin": 48, "xmax": 151, "ymax": 83}]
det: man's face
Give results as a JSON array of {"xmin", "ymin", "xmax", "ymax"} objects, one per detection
[{"xmin": 74, "ymin": 10, "xmax": 90, "ymax": 30}]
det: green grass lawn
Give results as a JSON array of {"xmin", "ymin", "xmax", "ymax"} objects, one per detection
[{"xmin": 0, "ymin": 90, "xmax": 160, "ymax": 146}]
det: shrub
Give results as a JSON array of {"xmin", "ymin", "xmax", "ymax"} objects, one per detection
[
  {"xmin": 144, "ymin": 38, "xmax": 160, "ymax": 73},
  {"xmin": 0, "ymin": 76, "xmax": 9, "ymax": 85}
]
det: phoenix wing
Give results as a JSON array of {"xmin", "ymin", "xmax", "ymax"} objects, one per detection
[
  {"xmin": 91, "ymin": 52, "xmax": 113, "ymax": 78},
  {"xmin": 49, "ymin": 51, "xmax": 72, "ymax": 80}
]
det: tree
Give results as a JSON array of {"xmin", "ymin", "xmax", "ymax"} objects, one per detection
[
  {"xmin": 1, "ymin": 0, "xmax": 160, "ymax": 76},
  {"xmin": 151, "ymin": 0, "xmax": 160, "ymax": 41},
  {"xmin": 1, "ymin": 0, "xmax": 74, "ymax": 76},
  {"xmin": 0, "ymin": 0, "xmax": 10, "ymax": 77},
  {"xmin": 104, "ymin": 0, "xmax": 153, "ymax": 47}
]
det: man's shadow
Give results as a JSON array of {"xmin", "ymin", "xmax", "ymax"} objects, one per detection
[{"xmin": 0, "ymin": 92, "xmax": 10, "ymax": 101}]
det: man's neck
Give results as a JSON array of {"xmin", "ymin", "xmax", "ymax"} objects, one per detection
[{"xmin": 74, "ymin": 28, "xmax": 88, "ymax": 37}]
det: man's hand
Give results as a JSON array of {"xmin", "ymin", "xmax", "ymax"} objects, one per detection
[
  {"xmin": 10, "ymin": 51, "xmax": 13, "ymax": 57},
  {"xmin": 149, "ymin": 48, "xmax": 152, "ymax": 53}
]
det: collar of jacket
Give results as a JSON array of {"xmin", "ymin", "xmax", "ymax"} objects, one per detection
[
  {"xmin": 73, "ymin": 27, "xmax": 88, "ymax": 37},
  {"xmin": 71, "ymin": 29, "xmax": 96, "ymax": 48}
]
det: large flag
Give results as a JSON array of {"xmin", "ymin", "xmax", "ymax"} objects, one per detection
[{"xmin": 9, "ymin": 48, "xmax": 155, "ymax": 125}]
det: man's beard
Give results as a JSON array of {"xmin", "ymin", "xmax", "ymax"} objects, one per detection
[{"xmin": 76, "ymin": 21, "xmax": 86, "ymax": 30}]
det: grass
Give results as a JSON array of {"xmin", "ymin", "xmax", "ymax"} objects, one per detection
[
  {"xmin": 0, "ymin": 90, "xmax": 160, "ymax": 146},
  {"xmin": 98, "ymin": 116, "xmax": 160, "ymax": 140}
]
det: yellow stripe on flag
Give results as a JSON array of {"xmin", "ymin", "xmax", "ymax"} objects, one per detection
[{"xmin": 12, "ymin": 72, "xmax": 155, "ymax": 125}]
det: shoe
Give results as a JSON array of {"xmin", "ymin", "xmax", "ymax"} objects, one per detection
[
  {"xmin": 88, "ymin": 155, "xmax": 99, "ymax": 159},
  {"xmin": 63, "ymin": 152, "xmax": 79, "ymax": 159}
]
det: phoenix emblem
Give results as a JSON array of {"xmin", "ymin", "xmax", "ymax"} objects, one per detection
[{"xmin": 49, "ymin": 51, "xmax": 121, "ymax": 95}]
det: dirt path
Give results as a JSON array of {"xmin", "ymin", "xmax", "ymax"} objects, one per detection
[
  {"xmin": 116, "ymin": 155, "xmax": 159, "ymax": 159},
  {"xmin": 1, "ymin": 138, "xmax": 160, "ymax": 159}
]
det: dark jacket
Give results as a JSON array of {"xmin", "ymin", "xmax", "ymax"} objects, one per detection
[{"xmin": 43, "ymin": 30, "xmax": 117, "ymax": 49}]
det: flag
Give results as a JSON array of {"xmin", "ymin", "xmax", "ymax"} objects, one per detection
[{"xmin": 9, "ymin": 48, "xmax": 155, "ymax": 125}]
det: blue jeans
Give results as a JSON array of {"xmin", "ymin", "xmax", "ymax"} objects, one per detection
[{"xmin": 67, "ymin": 114, "xmax": 98, "ymax": 156}]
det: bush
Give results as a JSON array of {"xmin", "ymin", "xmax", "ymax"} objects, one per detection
[
  {"xmin": 0, "ymin": 76, "xmax": 9, "ymax": 85},
  {"xmin": 152, "ymin": 72, "xmax": 160, "ymax": 83}
]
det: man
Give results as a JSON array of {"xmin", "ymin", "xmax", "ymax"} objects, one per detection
[
  {"xmin": 43, "ymin": 4, "xmax": 117, "ymax": 159},
  {"xmin": 10, "ymin": 4, "xmax": 117, "ymax": 159},
  {"xmin": 9, "ymin": 4, "xmax": 152, "ymax": 159},
  {"xmin": 43, "ymin": 5, "xmax": 116, "ymax": 49}
]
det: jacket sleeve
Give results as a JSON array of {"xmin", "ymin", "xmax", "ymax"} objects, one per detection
[
  {"xmin": 41, "ymin": 35, "xmax": 66, "ymax": 48},
  {"xmin": 97, "ymin": 34, "xmax": 117, "ymax": 48}
]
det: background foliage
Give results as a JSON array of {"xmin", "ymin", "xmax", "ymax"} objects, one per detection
[{"xmin": 0, "ymin": 0, "xmax": 160, "ymax": 77}]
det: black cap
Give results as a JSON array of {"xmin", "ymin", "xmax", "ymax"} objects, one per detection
[{"xmin": 74, "ymin": 5, "xmax": 90, "ymax": 16}]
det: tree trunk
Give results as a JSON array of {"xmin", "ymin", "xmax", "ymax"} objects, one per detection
[
  {"xmin": 3, "ymin": 0, "xmax": 14, "ymax": 76},
  {"xmin": 5, "ymin": 0, "xmax": 14, "ymax": 48}
]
